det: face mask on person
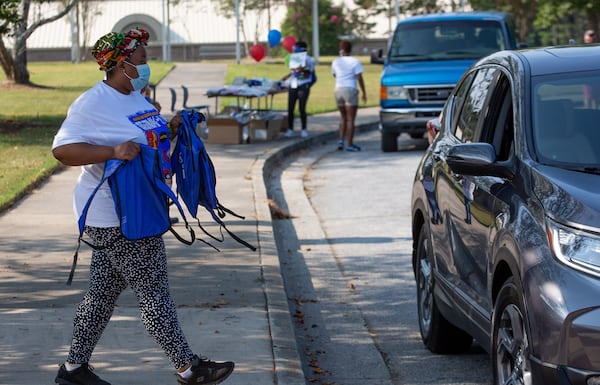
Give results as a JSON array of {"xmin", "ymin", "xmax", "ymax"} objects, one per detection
[{"xmin": 123, "ymin": 61, "xmax": 151, "ymax": 91}]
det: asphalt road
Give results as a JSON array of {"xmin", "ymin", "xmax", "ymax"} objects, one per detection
[{"xmin": 269, "ymin": 130, "xmax": 493, "ymax": 385}]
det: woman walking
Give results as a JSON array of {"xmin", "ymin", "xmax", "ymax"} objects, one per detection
[{"xmin": 331, "ymin": 40, "xmax": 367, "ymax": 151}]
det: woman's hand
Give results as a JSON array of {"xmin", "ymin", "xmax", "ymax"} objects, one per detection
[
  {"xmin": 113, "ymin": 141, "xmax": 141, "ymax": 161},
  {"xmin": 168, "ymin": 114, "xmax": 182, "ymax": 139}
]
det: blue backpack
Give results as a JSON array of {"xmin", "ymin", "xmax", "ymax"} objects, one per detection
[
  {"xmin": 172, "ymin": 110, "xmax": 256, "ymax": 251},
  {"xmin": 70, "ymin": 144, "xmax": 195, "ymax": 284}
]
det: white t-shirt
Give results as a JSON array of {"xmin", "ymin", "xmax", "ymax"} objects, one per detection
[
  {"xmin": 288, "ymin": 54, "xmax": 315, "ymax": 88},
  {"xmin": 52, "ymin": 81, "xmax": 168, "ymax": 227},
  {"xmin": 331, "ymin": 56, "xmax": 363, "ymax": 89}
]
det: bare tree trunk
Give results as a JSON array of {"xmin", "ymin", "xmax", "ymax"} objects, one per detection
[
  {"xmin": 0, "ymin": 38, "xmax": 15, "ymax": 80},
  {"xmin": 10, "ymin": 0, "xmax": 31, "ymax": 84},
  {"xmin": 241, "ymin": 21, "xmax": 250, "ymax": 58},
  {"xmin": 1, "ymin": 0, "xmax": 79, "ymax": 84},
  {"xmin": 13, "ymin": 36, "xmax": 29, "ymax": 84}
]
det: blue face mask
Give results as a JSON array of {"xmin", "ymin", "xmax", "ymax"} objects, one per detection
[{"xmin": 124, "ymin": 61, "xmax": 151, "ymax": 91}]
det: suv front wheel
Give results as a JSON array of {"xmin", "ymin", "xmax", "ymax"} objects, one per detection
[
  {"xmin": 415, "ymin": 225, "xmax": 473, "ymax": 353},
  {"xmin": 492, "ymin": 277, "xmax": 533, "ymax": 385}
]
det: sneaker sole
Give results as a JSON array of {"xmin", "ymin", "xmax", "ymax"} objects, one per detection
[
  {"xmin": 176, "ymin": 366, "xmax": 234, "ymax": 385},
  {"xmin": 210, "ymin": 368, "xmax": 233, "ymax": 385}
]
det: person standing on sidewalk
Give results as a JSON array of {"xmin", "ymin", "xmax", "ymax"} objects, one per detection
[
  {"xmin": 331, "ymin": 40, "xmax": 367, "ymax": 152},
  {"xmin": 51, "ymin": 29, "xmax": 234, "ymax": 385},
  {"xmin": 281, "ymin": 40, "xmax": 315, "ymax": 138}
]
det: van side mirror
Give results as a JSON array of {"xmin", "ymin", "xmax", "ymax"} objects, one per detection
[{"xmin": 371, "ymin": 48, "xmax": 385, "ymax": 65}]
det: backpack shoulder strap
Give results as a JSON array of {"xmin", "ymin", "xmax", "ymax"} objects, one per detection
[
  {"xmin": 68, "ymin": 160, "xmax": 123, "ymax": 285},
  {"xmin": 183, "ymin": 110, "xmax": 256, "ymax": 251},
  {"xmin": 152, "ymin": 170, "xmax": 196, "ymax": 246}
]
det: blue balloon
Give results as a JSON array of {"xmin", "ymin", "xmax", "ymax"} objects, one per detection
[{"xmin": 268, "ymin": 29, "xmax": 282, "ymax": 47}]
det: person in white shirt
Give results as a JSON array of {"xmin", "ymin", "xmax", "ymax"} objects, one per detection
[
  {"xmin": 52, "ymin": 29, "xmax": 233, "ymax": 385},
  {"xmin": 281, "ymin": 41, "xmax": 315, "ymax": 138},
  {"xmin": 331, "ymin": 40, "xmax": 367, "ymax": 152}
]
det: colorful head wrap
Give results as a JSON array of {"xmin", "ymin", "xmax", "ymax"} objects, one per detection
[{"xmin": 91, "ymin": 28, "xmax": 150, "ymax": 71}]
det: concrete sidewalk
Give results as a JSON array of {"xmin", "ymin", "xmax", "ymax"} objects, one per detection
[{"xmin": 0, "ymin": 62, "xmax": 379, "ymax": 385}]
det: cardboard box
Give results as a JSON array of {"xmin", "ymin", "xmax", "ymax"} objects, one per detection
[
  {"xmin": 207, "ymin": 117, "xmax": 245, "ymax": 144},
  {"xmin": 269, "ymin": 109, "xmax": 288, "ymax": 130},
  {"xmin": 279, "ymin": 113, "xmax": 289, "ymax": 130},
  {"xmin": 249, "ymin": 117, "xmax": 283, "ymax": 141}
]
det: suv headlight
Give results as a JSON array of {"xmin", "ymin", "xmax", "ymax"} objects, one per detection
[
  {"xmin": 547, "ymin": 217, "xmax": 600, "ymax": 277},
  {"xmin": 382, "ymin": 86, "xmax": 408, "ymax": 101}
]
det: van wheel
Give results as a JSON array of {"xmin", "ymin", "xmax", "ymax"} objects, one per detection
[
  {"xmin": 381, "ymin": 132, "xmax": 398, "ymax": 152},
  {"xmin": 492, "ymin": 277, "xmax": 532, "ymax": 385},
  {"xmin": 415, "ymin": 225, "xmax": 473, "ymax": 353}
]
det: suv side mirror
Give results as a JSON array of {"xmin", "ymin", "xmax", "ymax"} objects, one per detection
[
  {"xmin": 447, "ymin": 143, "xmax": 514, "ymax": 179},
  {"xmin": 371, "ymin": 48, "xmax": 385, "ymax": 65}
]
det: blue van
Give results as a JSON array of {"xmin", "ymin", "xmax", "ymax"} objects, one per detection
[{"xmin": 372, "ymin": 12, "xmax": 523, "ymax": 152}]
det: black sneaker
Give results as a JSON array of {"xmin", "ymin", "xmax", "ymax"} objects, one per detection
[
  {"xmin": 55, "ymin": 363, "xmax": 111, "ymax": 385},
  {"xmin": 176, "ymin": 355, "xmax": 234, "ymax": 385}
]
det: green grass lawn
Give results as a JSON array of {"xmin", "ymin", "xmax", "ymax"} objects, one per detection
[
  {"xmin": 0, "ymin": 57, "xmax": 382, "ymax": 211},
  {"xmin": 0, "ymin": 60, "xmax": 174, "ymax": 211},
  {"xmin": 220, "ymin": 56, "xmax": 381, "ymax": 113}
]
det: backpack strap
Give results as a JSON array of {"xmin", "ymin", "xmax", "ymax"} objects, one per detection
[
  {"xmin": 69, "ymin": 154, "xmax": 197, "ymax": 285},
  {"xmin": 68, "ymin": 160, "xmax": 123, "ymax": 285},
  {"xmin": 152, "ymin": 173, "xmax": 196, "ymax": 246},
  {"xmin": 185, "ymin": 110, "xmax": 256, "ymax": 251}
]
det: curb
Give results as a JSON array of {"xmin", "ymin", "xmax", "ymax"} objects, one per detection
[{"xmin": 253, "ymin": 120, "xmax": 380, "ymax": 384}]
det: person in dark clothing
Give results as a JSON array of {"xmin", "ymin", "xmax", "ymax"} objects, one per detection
[{"xmin": 281, "ymin": 41, "xmax": 315, "ymax": 138}]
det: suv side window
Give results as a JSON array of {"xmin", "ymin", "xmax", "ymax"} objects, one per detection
[
  {"xmin": 477, "ymin": 70, "xmax": 514, "ymax": 161},
  {"xmin": 450, "ymin": 71, "xmax": 476, "ymax": 136},
  {"xmin": 454, "ymin": 68, "xmax": 497, "ymax": 143}
]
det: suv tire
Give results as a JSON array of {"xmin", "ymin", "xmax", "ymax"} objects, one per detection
[
  {"xmin": 492, "ymin": 277, "xmax": 532, "ymax": 384},
  {"xmin": 415, "ymin": 225, "xmax": 473, "ymax": 353}
]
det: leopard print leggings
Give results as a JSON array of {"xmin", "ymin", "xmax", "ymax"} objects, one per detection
[{"xmin": 67, "ymin": 226, "xmax": 194, "ymax": 369}]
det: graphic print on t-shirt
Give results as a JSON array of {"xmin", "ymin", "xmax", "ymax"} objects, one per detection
[{"xmin": 129, "ymin": 109, "xmax": 172, "ymax": 185}]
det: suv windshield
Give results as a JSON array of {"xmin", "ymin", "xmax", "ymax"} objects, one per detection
[
  {"xmin": 532, "ymin": 71, "xmax": 600, "ymax": 169},
  {"xmin": 388, "ymin": 20, "xmax": 507, "ymax": 62}
]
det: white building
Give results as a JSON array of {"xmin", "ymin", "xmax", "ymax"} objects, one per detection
[
  {"xmin": 21, "ymin": 0, "xmax": 466, "ymax": 61},
  {"xmin": 22, "ymin": 0, "xmax": 400, "ymax": 61}
]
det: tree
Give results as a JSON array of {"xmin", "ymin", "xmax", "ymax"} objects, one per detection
[
  {"xmin": 281, "ymin": 0, "xmax": 381, "ymax": 56},
  {"xmin": 469, "ymin": 0, "xmax": 599, "ymax": 46},
  {"xmin": 209, "ymin": 0, "xmax": 286, "ymax": 58},
  {"xmin": 402, "ymin": 0, "xmax": 447, "ymax": 14},
  {"xmin": 78, "ymin": 0, "xmax": 102, "ymax": 62},
  {"xmin": 0, "ymin": 0, "xmax": 78, "ymax": 85}
]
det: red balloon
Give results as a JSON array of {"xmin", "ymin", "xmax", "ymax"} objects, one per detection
[
  {"xmin": 281, "ymin": 36, "xmax": 297, "ymax": 53},
  {"xmin": 250, "ymin": 44, "xmax": 266, "ymax": 62}
]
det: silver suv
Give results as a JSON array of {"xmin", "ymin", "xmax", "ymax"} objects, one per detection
[{"xmin": 411, "ymin": 45, "xmax": 600, "ymax": 384}]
